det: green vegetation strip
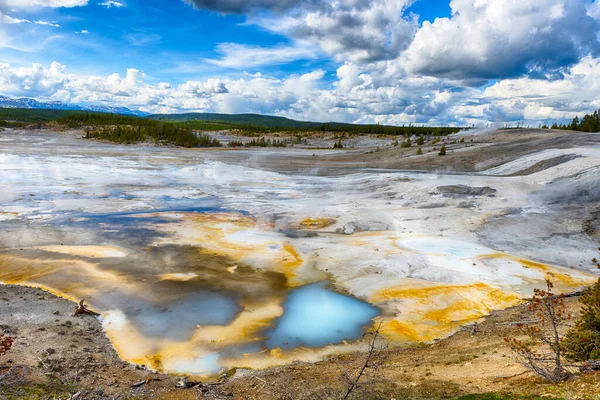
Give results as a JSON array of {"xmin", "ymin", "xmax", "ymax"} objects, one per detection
[{"xmin": 1, "ymin": 108, "xmax": 466, "ymax": 147}]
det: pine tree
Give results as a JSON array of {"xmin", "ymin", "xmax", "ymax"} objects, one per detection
[
  {"xmin": 570, "ymin": 116, "xmax": 580, "ymax": 131},
  {"xmin": 438, "ymin": 145, "xmax": 446, "ymax": 156},
  {"xmin": 563, "ymin": 257, "xmax": 600, "ymax": 362}
]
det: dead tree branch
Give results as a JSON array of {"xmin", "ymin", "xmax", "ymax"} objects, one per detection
[{"xmin": 74, "ymin": 299, "xmax": 100, "ymax": 316}]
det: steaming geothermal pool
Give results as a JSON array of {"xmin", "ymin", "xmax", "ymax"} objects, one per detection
[{"xmin": 1, "ymin": 129, "xmax": 599, "ymax": 376}]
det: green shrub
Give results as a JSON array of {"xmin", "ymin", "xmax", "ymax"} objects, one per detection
[
  {"xmin": 563, "ymin": 277, "xmax": 600, "ymax": 361},
  {"xmin": 245, "ymin": 137, "xmax": 287, "ymax": 147},
  {"xmin": 438, "ymin": 145, "xmax": 446, "ymax": 156}
]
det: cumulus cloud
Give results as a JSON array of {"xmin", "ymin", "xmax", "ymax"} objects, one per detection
[
  {"xmin": 251, "ymin": 0, "xmax": 418, "ymax": 63},
  {"xmin": 3, "ymin": 55, "xmax": 600, "ymax": 126},
  {"xmin": 481, "ymin": 56, "xmax": 600, "ymax": 121},
  {"xmin": 184, "ymin": 0, "xmax": 600, "ymax": 74},
  {"xmin": 0, "ymin": 61, "xmax": 329, "ymax": 116},
  {"xmin": 182, "ymin": 0, "xmax": 417, "ymax": 63},
  {"xmin": 402, "ymin": 0, "xmax": 600, "ymax": 79}
]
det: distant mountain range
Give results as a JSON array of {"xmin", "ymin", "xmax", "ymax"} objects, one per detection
[
  {"xmin": 0, "ymin": 95, "xmax": 445, "ymax": 131},
  {"xmin": 0, "ymin": 95, "xmax": 147, "ymax": 117}
]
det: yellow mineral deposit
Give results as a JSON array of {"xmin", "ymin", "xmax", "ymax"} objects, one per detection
[
  {"xmin": 371, "ymin": 254, "xmax": 597, "ymax": 343},
  {"xmin": 0, "ymin": 254, "xmax": 112, "ymax": 303},
  {"xmin": 225, "ymin": 341, "xmax": 360, "ymax": 372},
  {"xmin": 33, "ymin": 245, "xmax": 128, "ymax": 258},
  {"xmin": 0, "ymin": 218, "xmax": 597, "ymax": 378},
  {"xmin": 478, "ymin": 253, "xmax": 598, "ymax": 290},
  {"xmin": 372, "ymin": 280, "xmax": 522, "ymax": 342},
  {"xmin": 159, "ymin": 272, "xmax": 200, "ymax": 281},
  {"xmin": 152, "ymin": 212, "xmax": 305, "ymax": 285},
  {"xmin": 296, "ymin": 217, "xmax": 336, "ymax": 230},
  {"xmin": 101, "ymin": 300, "xmax": 287, "ymax": 376},
  {"xmin": 189, "ymin": 301, "xmax": 283, "ymax": 345}
]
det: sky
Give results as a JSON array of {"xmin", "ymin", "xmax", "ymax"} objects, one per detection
[{"xmin": 0, "ymin": 0, "xmax": 600, "ymax": 125}]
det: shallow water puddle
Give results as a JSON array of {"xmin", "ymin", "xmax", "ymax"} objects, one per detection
[{"xmin": 266, "ymin": 282, "xmax": 379, "ymax": 349}]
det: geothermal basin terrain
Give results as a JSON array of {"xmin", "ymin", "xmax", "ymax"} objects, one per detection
[{"xmin": 1, "ymin": 128, "xmax": 600, "ymax": 380}]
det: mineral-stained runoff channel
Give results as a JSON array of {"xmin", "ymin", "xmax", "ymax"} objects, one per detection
[{"xmin": 0, "ymin": 129, "xmax": 599, "ymax": 377}]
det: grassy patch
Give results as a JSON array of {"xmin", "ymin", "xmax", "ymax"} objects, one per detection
[
  {"xmin": 0, "ymin": 383, "xmax": 71, "ymax": 400},
  {"xmin": 454, "ymin": 394, "xmax": 564, "ymax": 400}
]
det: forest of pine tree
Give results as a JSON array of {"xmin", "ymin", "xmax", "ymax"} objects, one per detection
[
  {"xmin": 549, "ymin": 109, "xmax": 600, "ymax": 132},
  {"xmin": 65, "ymin": 112, "xmax": 221, "ymax": 148}
]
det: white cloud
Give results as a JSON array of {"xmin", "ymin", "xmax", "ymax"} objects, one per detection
[
  {"xmin": 76, "ymin": 29, "xmax": 89, "ymax": 34},
  {"xmin": 206, "ymin": 42, "xmax": 318, "ymax": 68},
  {"xmin": 588, "ymin": 1, "xmax": 600, "ymax": 19},
  {"xmin": 99, "ymin": 0, "xmax": 123, "ymax": 8},
  {"xmin": 402, "ymin": 0, "xmax": 600, "ymax": 79},
  {"xmin": 34, "ymin": 20, "xmax": 61, "ymax": 27},
  {"xmin": 189, "ymin": 0, "xmax": 600, "ymax": 80},
  {"xmin": 0, "ymin": 13, "xmax": 29, "ymax": 24},
  {"xmin": 183, "ymin": 0, "xmax": 309, "ymax": 13},
  {"xmin": 0, "ymin": 0, "xmax": 87, "ymax": 7},
  {"xmin": 0, "ymin": 62, "xmax": 330, "ymax": 117},
  {"xmin": 123, "ymin": 33, "xmax": 160, "ymax": 46},
  {"xmin": 482, "ymin": 56, "xmax": 600, "ymax": 120},
  {"xmin": 251, "ymin": 0, "xmax": 418, "ymax": 63},
  {"xmin": 0, "ymin": 11, "xmax": 60, "ymax": 27},
  {"xmin": 3, "ymin": 55, "xmax": 600, "ymax": 126}
]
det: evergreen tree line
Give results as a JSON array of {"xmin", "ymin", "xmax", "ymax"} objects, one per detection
[
  {"xmin": 0, "ymin": 120, "xmax": 26, "ymax": 128},
  {"xmin": 318, "ymin": 123, "xmax": 461, "ymax": 137},
  {"xmin": 547, "ymin": 109, "xmax": 600, "ymax": 132},
  {"xmin": 83, "ymin": 124, "xmax": 221, "ymax": 148},
  {"xmin": 244, "ymin": 137, "xmax": 288, "ymax": 147},
  {"xmin": 57, "ymin": 112, "xmax": 150, "ymax": 128},
  {"xmin": 232, "ymin": 123, "xmax": 462, "ymax": 137},
  {"xmin": 63, "ymin": 112, "xmax": 220, "ymax": 147}
]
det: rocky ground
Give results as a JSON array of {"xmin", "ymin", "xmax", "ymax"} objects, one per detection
[{"xmin": 1, "ymin": 284, "xmax": 599, "ymax": 400}]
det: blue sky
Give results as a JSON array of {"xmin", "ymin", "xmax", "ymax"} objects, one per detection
[{"xmin": 1, "ymin": 0, "xmax": 600, "ymax": 125}]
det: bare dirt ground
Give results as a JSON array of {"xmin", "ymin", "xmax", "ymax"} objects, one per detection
[
  {"xmin": 2, "ymin": 284, "xmax": 599, "ymax": 400},
  {"xmin": 204, "ymin": 129, "xmax": 600, "ymax": 175}
]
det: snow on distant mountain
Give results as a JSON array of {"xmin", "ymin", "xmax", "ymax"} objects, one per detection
[{"xmin": 0, "ymin": 95, "xmax": 148, "ymax": 116}]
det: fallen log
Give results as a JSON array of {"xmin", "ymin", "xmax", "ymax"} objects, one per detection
[{"xmin": 131, "ymin": 378, "xmax": 161, "ymax": 388}]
